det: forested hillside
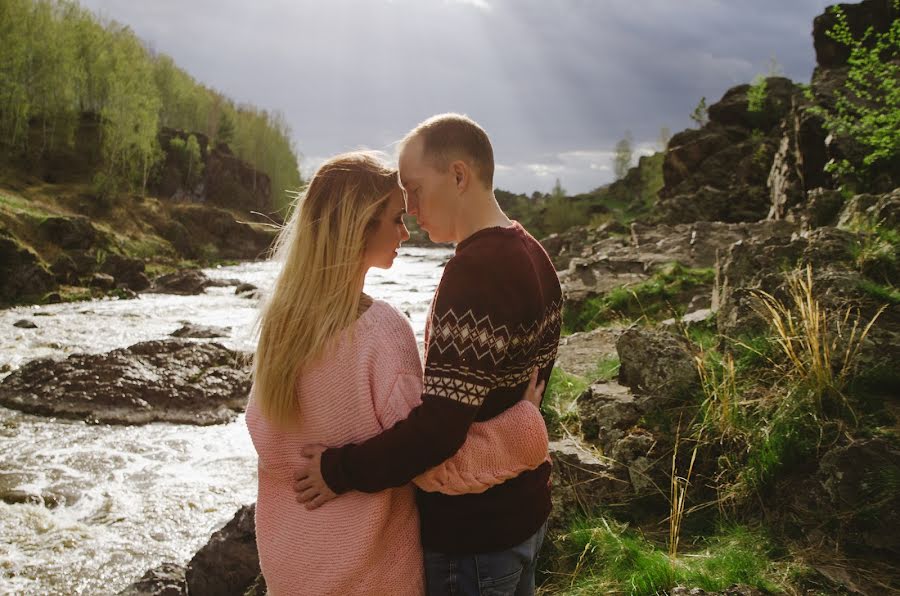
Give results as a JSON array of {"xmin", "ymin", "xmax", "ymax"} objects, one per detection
[{"xmin": 0, "ymin": 0, "xmax": 301, "ymax": 210}]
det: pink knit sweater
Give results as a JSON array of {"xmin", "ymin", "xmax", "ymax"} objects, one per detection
[{"xmin": 245, "ymin": 300, "xmax": 549, "ymax": 596}]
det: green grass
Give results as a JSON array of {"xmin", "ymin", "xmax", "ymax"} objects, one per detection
[
  {"xmin": 590, "ymin": 356, "xmax": 621, "ymax": 383},
  {"xmin": 542, "ymin": 367, "xmax": 590, "ymax": 438},
  {"xmin": 563, "ymin": 263, "xmax": 715, "ymax": 334},
  {"xmin": 858, "ymin": 279, "xmax": 900, "ymax": 305},
  {"xmin": 546, "ymin": 517, "xmax": 784, "ymax": 595}
]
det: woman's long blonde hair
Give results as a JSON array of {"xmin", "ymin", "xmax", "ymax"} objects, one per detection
[{"xmin": 254, "ymin": 152, "xmax": 397, "ymax": 425}]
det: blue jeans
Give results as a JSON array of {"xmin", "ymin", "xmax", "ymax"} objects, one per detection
[{"xmin": 423, "ymin": 521, "xmax": 548, "ymax": 596}]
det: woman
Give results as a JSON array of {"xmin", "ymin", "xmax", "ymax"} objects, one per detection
[{"xmin": 245, "ymin": 152, "xmax": 549, "ymax": 595}]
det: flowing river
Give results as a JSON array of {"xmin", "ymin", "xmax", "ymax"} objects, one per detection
[{"xmin": 0, "ymin": 246, "xmax": 452, "ymax": 596}]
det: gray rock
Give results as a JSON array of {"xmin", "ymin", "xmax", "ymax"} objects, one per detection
[
  {"xmin": 0, "ymin": 232, "xmax": 56, "ymax": 305},
  {"xmin": 13, "ymin": 319, "xmax": 37, "ymax": 329},
  {"xmin": 554, "ymin": 327, "xmax": 622, "ymax": 379},
  {"xmin": 90, "ymin": 272, "xmax": 116, "ymax": 290},
  {"xmin": 548, "ymin": 439, "xmax": 631, "ymax": 535},
  {"xmin": 37, "ymin": 216, "xmax": 97, "ymax": 250},
  {"xmin": 101, "ymin": 253, "xmax": 151, "ymax": 292},
  {"xmin": 170, "ymin": 323, "xmax": 231, "ymax": 339},
  {"xmin": 791, "ymin": 438, "xmax": 900, "ymax": 554},
  {"xmin": 609, "ymin": 431, "xmax": 659, "ymax": 495},
  {"xmin": 148, "ymin": 270, "xmax": 212, "ymax": 295},
  {"xmin": 118, "ymin": 562, "xmax": 186, "ymax": 596},
  {"xmin": 234, "ymin": 282, "xmax": 259, "ymax": 296},
  {"xmin": 185, "ymin": 504, "xmax": 260, "ymax": 596},
  {"xmin": 0, "ymin": 340, "xmax": 250, "ymax": 425},
  {"xmin": 578, "ymin": 380, "xmax": 642, "ymax": 451},
  {"xmin": 616, "ymin": 327, "xmax": 698, "ymax": 398}
]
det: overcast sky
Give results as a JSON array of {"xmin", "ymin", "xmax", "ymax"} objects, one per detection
[{"xmin": 77, "ymin": 0, "xmax": 835, "ymax": 195}]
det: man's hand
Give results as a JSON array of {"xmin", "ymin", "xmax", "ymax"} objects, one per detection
[
  {"xmin": 294, "ymin": 444, "xmax": 338, "ymax": 510},
  {"xmin": 523, "ymin": 367, "xmax": 546, "ymax": 408}
]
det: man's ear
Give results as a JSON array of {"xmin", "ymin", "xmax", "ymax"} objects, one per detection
[{"xmin": 451, "ymin": 160, "xmax": 469, "ymax": 193}]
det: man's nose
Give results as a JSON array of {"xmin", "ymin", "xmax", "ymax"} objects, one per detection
[{"xmin": 406, "ymin": 195, "xmax": 418, "ymax": 215}]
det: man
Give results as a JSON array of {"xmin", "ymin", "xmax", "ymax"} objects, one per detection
[{"xmin": 294, "ymin": 113, "xmax": 562, "ymax": 595}]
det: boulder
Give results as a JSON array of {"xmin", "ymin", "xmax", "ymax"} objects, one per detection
[
  {"xmin": 118, "ymin": 562, "xmax": 186, "ymax": 596},
  {"xmin": 170, "ymin": 324, "xmax": 231, "ymax": 339},
  {"xmin": 149, "ymin": 270, "xmax": 213, "ymax": 295},
  {"xmin": 235, "ymin": 283, "xmax": 260, "ymax": 300},
  {"xmin": 0, "ymin": 232, "xmax": 56, "ymax": 305},
  {"xmin": 0, "ymin": 340, "xmax": 250, "ymax": 425},
  {"xmin": 13, "ymin": 319, "xmax": 37, "ymax": 329},
  {"xmin": 707, "ymin": 77, "xmax": 795, "ymax": 133},
  {"xmin": 790, "ymin": 439, "xmax": 900, "ymax": 555},
  {"xmin": 813, "ymin": 0, "xmax": 899, "ymax": 69},
  {"xmin": 185, "ymin": 505, "xmax": 261, "ymax": 596},
  {"xmin": 37, "ymin": 215, "xmax": 97, "ymax": 250},
  {"xmin": 578, "ymin": 380, "xmax": 643, "ymax": 452},
  {"xmin": 616, "ymin": 327, "xmax": 699, "ymax": 398},
  {"xmin": 796, "ymin": 188, "xmax": 844, "ymax": 229},
  {"xmin": 101, "ymin": 253, "xmax": 151, "ymax": 292},
  {"xmin": 554, "ymin": 327, "xmax": 621, "ymax": 379},
  {"xmin": 548, "ymin": 439, "xmax": 631, "ymax": 535},
  {"xmin": 837, "ymin": 189, "xmax": 900, "ymax": 230},
  {"xmin": 90, "ymin": 272, "xmax": 116, "ymax": 290}
]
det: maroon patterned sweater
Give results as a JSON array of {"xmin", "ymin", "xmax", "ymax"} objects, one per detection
[{"xmin": 321, "ymin": 221, "xmax": 562, "ymax": 554}]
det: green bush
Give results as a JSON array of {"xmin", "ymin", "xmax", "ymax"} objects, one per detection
[{"xmin": 810, "ymin": 2, "xmax": 900, "ymax": 188}]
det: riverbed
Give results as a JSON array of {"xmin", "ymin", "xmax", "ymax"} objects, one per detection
[{"xmin": 0, "ymin": 246, "xmax": 451, "ymax": 595}]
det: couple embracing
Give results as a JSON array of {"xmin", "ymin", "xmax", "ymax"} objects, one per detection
[{"xmin": 246, "ymin": 113, "xmax": 562, "ymax": 596}]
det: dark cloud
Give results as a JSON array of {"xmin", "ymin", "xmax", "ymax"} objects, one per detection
[{"xmin": 78, "ymin": 0, "xmax": 834, "ymax": 194}]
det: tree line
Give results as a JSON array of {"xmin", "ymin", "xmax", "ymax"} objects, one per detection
[{"xmin": 0, "ymin": 0, "xmax": 301, "ymax": 210}]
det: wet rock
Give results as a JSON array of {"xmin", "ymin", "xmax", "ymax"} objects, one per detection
[
  {"xmin": 235, "ymin": 283, "xmax": 261, "ymax": 300},
  {"xmin": 185, "ymin": 504, "xmax": 260, "ymax": 596},
  {"xmin": 616, "ymin": 327, "xmax": 698, "ymax": 398},
  {"xmin": 148, "ymin": 270, "xmax": 212, "ymax": 295},
  {"xmin": 118, "ymin": 562, "xmax": 186, "ymax": 596},
  {"xmin": 90, "ymin": 272, "xmax": 116, "ymax": 290},
  {"xmin": 0, "ymin": 340, "xmax": 250, "ymax": 425},
  {"xmin": 38, "ymin": 215, "xmax": 97, "ymax": 250},
  {"xmin": 13, "ymin": 319, "xmax": 37, "ymax": 329},
  {"xmin": 206, "ymin": 277, "xmax": 242, "ymax": 288},
  {"xmin": 101, "ymin": 253, "xmax": 151, "ymax": 292},
  {"xmin": 170, "ymin": 323, "xmax": 231, "ymax": 339}
]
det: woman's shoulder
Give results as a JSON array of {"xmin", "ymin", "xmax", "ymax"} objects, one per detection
[{"xmin": 363, "ymin": 299, "xmax": 415, "ymax": 338}]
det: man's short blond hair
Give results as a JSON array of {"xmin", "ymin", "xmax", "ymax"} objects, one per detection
[{"xmin": 402, "ymin": 113, "xmax": 494, "ymax": 189}]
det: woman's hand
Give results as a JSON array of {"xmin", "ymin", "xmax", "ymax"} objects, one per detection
[{"xmin": 523, "ymin": 367, "xmax": 546, "ymax": 408}]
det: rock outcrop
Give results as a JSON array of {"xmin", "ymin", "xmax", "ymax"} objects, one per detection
[
  {"xmin": 0, "ymin": 231, "xmax": 56, "ymax": 305},
  {"xmin": 121, "ymin": 505, "xmax": 263, "ymax": 596},
  {"xmin": 0, "ymin": 340, "xmax": 250, "ymax": 425}
]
